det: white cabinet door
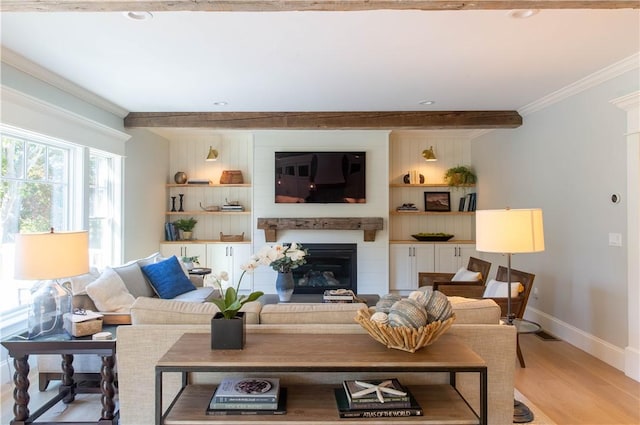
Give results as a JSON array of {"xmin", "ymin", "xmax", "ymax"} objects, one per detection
[
  {"xmin": 390, "ymin": 244, "xmax": 435, "ymax": 291},
  {"xmin": 414, "ymin": 244, "xmax": 436, "ymax": 278},
  {"xmin": 434, "ymin": 244, "xmax": 477, "ymax": 273},
  {"xmin": 207, "ymin": 243, "xmax": 252, "ymax": 291},
  {"xmin": 390, "ymin": 244, "xmax": 415, "ymax": 290},
  {"xmin": 160, "ymin": 243, "xmax": 207, "ymax": 266}
]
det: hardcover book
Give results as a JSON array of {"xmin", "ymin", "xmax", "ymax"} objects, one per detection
[
  {"xmin": 334, "ymin": 388, "xmax": 423, "ymax": 418},
  {"xmin": 343, "ymin": 379, "xmax": 410, "ymax": 405},
  {"xmin": 207, "ymin": 388, "xmax": 287, "ymax": 415},
  {"xmin": 211, "ymin": 378, "xmax": 280, "ymax": 403}
]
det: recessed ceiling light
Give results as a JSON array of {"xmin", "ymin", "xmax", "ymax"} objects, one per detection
[
  {"xmin": 213, "ymin": 101, "xmax": 228, "ymax": 106},
  {"xmin": 508, "ymin": 9, "xmax": 539, "ymax": 19},
  {"xmin": 123, "ymin": 11, "xmax": 153, "ymax": 21},
  {"xmin": 419, "ymin": 100, "xmax": 435, "ymax": 105}
]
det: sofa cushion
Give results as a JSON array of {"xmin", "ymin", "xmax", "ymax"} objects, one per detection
[
  {"xmin": 173, "ymin": 287, "xmax": 217, "ymax": 303},
  {"xmin": 112, "ymin": 261, "xmax": 156, "ymax": 298},
  {"xmin": 140, "ymin": 256, "xmax": 196, "ymax": 299},
  {"xmin": 130, "ymin": 296, "xmax": 261, "ymax": 325},
  {"xmin": 259, "ymin": 303, "xmax": 367, "ymax": 324},
  {"xmin": 448, "ymin": 296, "xmax": 501, "ymax": 324},
  {"xmin": 68, "ymin": 267, "xmax": 101, "ymax": 296},
  {"xmin": 86, "ymin": 267, "xmax": 136, "ymax": 313}
]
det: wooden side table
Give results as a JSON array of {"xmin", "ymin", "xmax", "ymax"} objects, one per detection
[{"xmin": 1, "ymin": 326, "xmax": 119, "ymax": 425}]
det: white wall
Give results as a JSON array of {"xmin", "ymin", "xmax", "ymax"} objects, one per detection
[
  {"xmin": 251, "ymin": 131, "xmax": 390, "ymax": 295},
  {"xmin": 123, "ymin": 129, "xmax": 170, "ymax": 261},
  {"xmin": 473, "ymin": 69, "xmax": 639, "ymax": 370}
]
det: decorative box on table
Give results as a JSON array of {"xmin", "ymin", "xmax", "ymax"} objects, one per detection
[{"xmin": 63, "ymin": 310, "xmax": 103, "ymax": 337}]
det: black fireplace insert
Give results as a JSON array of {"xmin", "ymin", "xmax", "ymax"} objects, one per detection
[{"xmin": 291, "ymin": 243, "xmax": 357, "ymax": 294}]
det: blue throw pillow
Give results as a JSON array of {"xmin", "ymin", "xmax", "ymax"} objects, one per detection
[{"xmin": 140, "ymin": 255, "xmax": 196, "ymax": 299}]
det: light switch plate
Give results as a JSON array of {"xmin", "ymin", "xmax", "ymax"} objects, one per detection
[{"xmin": 609, "ymin": 233, "xmax": 623, "ymax": 247}]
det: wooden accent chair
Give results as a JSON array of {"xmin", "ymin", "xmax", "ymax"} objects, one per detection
[
  {"xmin": 434, "ymin": 265, "xmax": 536, "ymax": 367},
  {"xmin": 418, "ymin": 256, "xmax": 492, "ymax": 293}
]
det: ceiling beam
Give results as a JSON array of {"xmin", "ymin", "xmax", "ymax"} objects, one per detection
[
  {"xmin": 124, "ymin": 111, "xmax": 522, "ymax": 129},
  {"xmin": 1, "ymin": 0, "xmax": 637, "ymax": 11}
]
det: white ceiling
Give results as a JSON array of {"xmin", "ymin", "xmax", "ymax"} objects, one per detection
[{"xmin": 1, "ymin": 9, "xmax": 639, "ymax": 114}]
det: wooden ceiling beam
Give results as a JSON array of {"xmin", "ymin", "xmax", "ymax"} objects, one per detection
[
  {"xmin": 1, "ymin": 0, "xmax": 637, "ymax": 12},
  {"xmin": 124, "ymin": 111, "xmax": 522, "ymax": 129}
]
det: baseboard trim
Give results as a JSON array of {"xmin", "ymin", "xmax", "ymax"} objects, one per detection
[
  {"xmin": 524, "ymin": 307, "xmax": 626, "ymax": 372},
  {"xmin": 625, "ymin": 346, "xmax": 640, "ymax": 381}
]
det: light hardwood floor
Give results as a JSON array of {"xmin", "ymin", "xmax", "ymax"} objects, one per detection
[
  {"xmin": 1, "ymin": 333, "xmax": 639, "ymax": 424},
  {"xmin": 516, "ymin": 334, "xmax": 640, "ymax": 424}
]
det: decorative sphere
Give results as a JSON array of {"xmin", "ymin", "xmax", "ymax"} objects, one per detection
[
  {"xmin": 370, "ymin": 311, "xmax": 389, "ymax": 325},
  {"xmin": 174, "ymin": 171, "xmax": 188, "ymax": 184},
  {"xmin": 426, "ymin": 290, "xmax": 453, "ymax": 323},
  {"xmin": 409, "ymin": 289, "xmax": 432, "ymax": 308},
  {"xmin": 388, "ymin": 298, "xmax": 428, "ymax": 328},
  {"xmin": 375, "ymin": 293, "xmax": 402, "ymax": 313}
]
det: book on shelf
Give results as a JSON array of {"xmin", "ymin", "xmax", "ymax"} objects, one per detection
[
  {"xmin": 186, "ymin": 179, "xmax": 212, "ymax": 185},
  {"xmin": 221, "ymin": 205, "xmax": 245, "ymax": 211},
  {"xmin": 164, "ymin": 222, "xmax": 178, "ymax": 241},
  {"xmin": 343, "ymin": 379, "xmax": 410, "ymax": 407},
  {"xmin": 334, "ymin": 387, "xmax": 423, "ymax": 418},
  {"xmin": 458, "ymin": 196, "xmax": 466, "ymax": 212},
  {"xmin": 211, "ymin": 377, "xmax": 280, "ymax": 403},
  {"xmin": 207, "ymin": 388, "xmax": 287, "ymax": 416},
  {"xmin": 466, "ymin": 193, "xmax": 477, "ymax": 212}
]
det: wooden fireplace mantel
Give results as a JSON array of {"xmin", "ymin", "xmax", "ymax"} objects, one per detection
[{"xmin": 257, "ymin": 217, "xmax": 384, "ymax": 242}]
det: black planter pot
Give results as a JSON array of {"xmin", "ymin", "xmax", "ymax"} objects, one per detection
[{"xmin": 211, "ymin": 312, "xmax": 246, "ymax": 349}]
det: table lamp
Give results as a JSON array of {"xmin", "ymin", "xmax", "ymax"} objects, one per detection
[
  {"xmin": 475, "ymin": 208, "xmax": 544, "ymax": 325},
  {"xmin": 14, "ymin": 229, "xmax": 89, "ymax": 338}
]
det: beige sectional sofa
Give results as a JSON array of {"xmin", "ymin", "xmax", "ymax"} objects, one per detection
[{"xmin": 116, "ymin": 296, "xmax": 516, "ymax": 425}]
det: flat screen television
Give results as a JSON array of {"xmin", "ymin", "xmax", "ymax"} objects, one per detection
[{"xmin": 275, "ymin": 152, "xmax": 366, "ymax": 203}]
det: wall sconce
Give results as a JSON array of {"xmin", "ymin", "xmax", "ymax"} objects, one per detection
[
  {"xmin": 421, "ymin": 146, "xmax": 437, "ymax": 162},
  {"xmin": 205, "ymin": 146, "xmax": 219, "ymax": 161}
]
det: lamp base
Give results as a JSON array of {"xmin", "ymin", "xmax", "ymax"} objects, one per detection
[
  {"xmin": 514, "ymin": 399, "xmax": 535, "ymax": 423},
  {"xmin": 28, "ymin": 280, "xmax": 72, "ymax": 339}
]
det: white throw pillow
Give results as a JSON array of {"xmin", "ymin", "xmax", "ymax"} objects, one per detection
[
  {"xmin": 451, "ymin": 267, "xmax": 482, "ymax": 282},
  {"xmin": 483, "ymin": 279, "xmax": 524, "ymax": 298},
  {"xmin": 86, "ymin": 267, "xmax": 136, "ymax": 313},
  {"xmin": 68, "ymin": 267, "xmax": 101, "ymax": 295}
]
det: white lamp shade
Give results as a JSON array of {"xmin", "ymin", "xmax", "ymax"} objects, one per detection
[
  {"xmin": 14, "ymin": 230, "xmax": 89, "ymax": 280},
  {"xmin": 475, "ymin": 208, "xmax": 545, "ymax": 253}
]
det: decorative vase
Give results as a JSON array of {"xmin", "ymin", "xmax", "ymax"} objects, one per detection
[
  {"xmin": 182, "ymin": 231, "xmax": 193, "ymax": 240},
  {"xmin": 276, "ymin": 271, "xmax": 294, "ymax": 302},
  {"xmin": 211, "ymin": 312, "xmax": 245, "ymax": 349}
]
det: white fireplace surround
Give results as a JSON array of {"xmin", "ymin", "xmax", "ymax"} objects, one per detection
[{"xmin": 251, "ymin": 130, "xmax": 390, "ymax": 296}]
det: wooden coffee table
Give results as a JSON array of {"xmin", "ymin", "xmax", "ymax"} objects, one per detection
[
  {"xmin": 155, "ymin": 332, "xmax": 487, "ymax": 424},
  {"xmin": 1, "ymin": 327, "xmax": 118, "ymax": 425}
]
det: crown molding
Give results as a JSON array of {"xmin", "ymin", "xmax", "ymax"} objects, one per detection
[
  {"xmin": 1, "ymin": 85, "xmax": 131, "ymax": 143},
  {"xmin": 1, "ymin": 47, "xmax": 129, "ymax": 118},
  {"xmin": 519, "ymin": 52, "xmax": 640, "ymax": 116}
]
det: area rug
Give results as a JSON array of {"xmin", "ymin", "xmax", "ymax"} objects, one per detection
[{"xmin": 515, "ymin": 388, "xmax": 556, "ymax": 425}]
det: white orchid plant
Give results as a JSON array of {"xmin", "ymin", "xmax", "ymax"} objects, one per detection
[
  {"xmin": 209, "ymin": 269, "xmax": 263, "ymax": 320},
  {"xmin": 247, "ymin": 242, "xmax": 308, "ymax": 273},
  {"xmin": 209, "ymin": 243, "xmax": 307, "ymax": 319}
]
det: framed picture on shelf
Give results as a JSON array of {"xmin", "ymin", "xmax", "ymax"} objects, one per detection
[{"xmin": 424, "ymin": 191, "xmax": 451, "ymax": 212}]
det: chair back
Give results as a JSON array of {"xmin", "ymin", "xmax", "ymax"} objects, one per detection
[
  {"xmin": 493, "ymin": 266, "xmax": 536, "ymax": 319},
  {"xmin": 466, "ymin": 257, "xmax": 492, "ymax": 285}
]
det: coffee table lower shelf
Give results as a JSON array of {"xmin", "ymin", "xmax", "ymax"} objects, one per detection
[{"xmin": 164, "ymin": 384, "xmax": 479, "ymax": 424}]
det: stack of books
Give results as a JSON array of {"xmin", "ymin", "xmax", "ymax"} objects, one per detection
[
  {"xmin": 334, "ymin": 378, "xmax": 423, "ymax": 418},
  {"xmin": 323, "ymin": 289, "xmax": 355, "ymax": 303},
  {"xmin": 207, "ymin": 377, "xmax": 286, "ymax": 416},
  {"xmin": 221, "ymin": 204, "xmax": 245, "ymax": 212}
]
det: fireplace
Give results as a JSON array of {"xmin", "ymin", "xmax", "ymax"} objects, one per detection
[{"xmin": 292, "ymin": 243, "xmax": 357, "ymax": 294}]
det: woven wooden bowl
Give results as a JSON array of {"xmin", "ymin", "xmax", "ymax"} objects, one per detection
[{"xmin": 355, "ymin": 308, "xmax": 456, "ymax": 353}]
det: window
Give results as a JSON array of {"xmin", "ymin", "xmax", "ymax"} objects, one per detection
[
  {"xmin": 0, "ymin": 126, "xmax": 122, "ymax": 319},
  {"xmin": 89, "ymin": 152, "xmax": 119, "ymax": 270}
]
